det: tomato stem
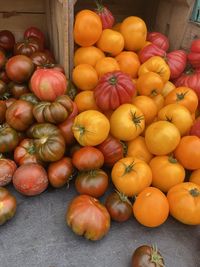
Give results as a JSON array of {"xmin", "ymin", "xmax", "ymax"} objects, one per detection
[
  {"xmin": 189, "ymin": 188, "xmax": 200, "ymax": 197},
  {"xmin": 168, "ymin": 155, "xmax": 178, "ymax": 164},
  {"xmin": 150, "ymin": 245, "xmax": 165, "ymax": 267},
  {"xmin": 130, "ymin": 110, "xmax": 144, "ymax": 129},
  {"xmin": 176, "ymin": 91, "xmax": 188, "ymax": 101},
  {"xmin": 108, "ymin": 76, "xmax": 117, "ymax": 85},
  {"xmin": 95, "ymin": 0, "xmax": 104, "ymax": 12},
  {"xmin": 115, "ymin": 190, "xmax": 132, "ymax": 206}
]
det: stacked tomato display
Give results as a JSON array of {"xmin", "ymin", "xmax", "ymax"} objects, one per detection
[{"xmin": 0, "ymin": 3, "xmax": 200, "ymax": 261}]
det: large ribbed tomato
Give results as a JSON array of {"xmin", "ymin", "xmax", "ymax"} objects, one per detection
[
  {"xmin": 139, "ymin": 44, "xmax": 165, "ymax": 63},
  {"xmin": 30, "ymin": 69, "xmax": 67, "ymax": 101},
  {"xmin": 187, "ymin": 39, "xmax": 200, "ymax": 68},
  {"xmin": 94, "ymin": 71, "xmax": 136, "ymax": 111},
  {"xmin": 166, "ymin": 50, "xmax": 187, "ymax": 79},
  {"xmin": 94, "ymin": 0, "xmax": 115, "ymax": 29},
  {"xmin": 147, "ymin": 32, "xmax": 169, "ymax": 51}
]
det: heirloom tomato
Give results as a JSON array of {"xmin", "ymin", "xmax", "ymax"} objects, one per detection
[
  {"xmin": 0, "ymin": 187, "xmax": 17, "ymax": 225},
  {"xmin": 74, "ymin": 46, "xmax": 105, "ymax": 67},
  {"xmin": 0, "ymin": 158, "xmax": 17, "ymax": 186},
  {"xmin": 189, "ymin": 169, "xmax": 200, "ymax": 186}
]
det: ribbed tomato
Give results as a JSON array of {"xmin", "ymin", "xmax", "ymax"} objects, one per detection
[
  {"xmin": 147, "ymin": 32, "xmax": 169, "ymax": 51},
  {"xmin": 187, "ymin": 39, "xmax": 200, "ymax": 68},
  {"xmin": 166, "ymin": 50, "xmax": 187, "ymax": 79},
  {"xmin": 0, "ymin": 158, "xmax": 17, "ymax": 186},
  {"xmin": 94, "ymin": 0, "xmax": 115, "ymax": 29},
  {"xmin": 94, "ymin": 71, "xmax": 136, "ymax": 111},
  {"xmin": 139, "ymin": 44, "xmax": 165, "ymax": 63}
]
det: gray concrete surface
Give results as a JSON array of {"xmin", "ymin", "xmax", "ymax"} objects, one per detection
[{"xmin": 0, "ymin": 183, "xmax": 199, "ymax": 267}]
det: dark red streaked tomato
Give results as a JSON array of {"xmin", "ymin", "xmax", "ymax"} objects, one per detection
[
  {"xmin": 0, "ymin": 30, "xmax": 15, "ymax": 52},
  {"xmin": 0, "ymin": 187, "xmax": 17, "ymax": 225},
  {"xmin": 0, "ymin": 158, "xmax": 17, "ymax": 186}
]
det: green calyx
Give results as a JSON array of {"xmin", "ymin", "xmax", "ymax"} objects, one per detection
[
  {"xmin": 150, "ymin": 245, "xmax": 165, "ymax": 267},
  {"xmin": 73, "ymin": 125, "xmax": 85, "ymax": 136},
  {"xmin": 115, "ymin": 190, "xmax": 132, "ymax": 206},
  {"xmin": 95, "ymin": 0, "xmax": 104, "ymax": 12},
  {"xmin": 27, "ymin": 144, "xmax": 36, "ymax": 155},
  {"xmin": 168, "ymin": 155, "xmax": 178, "ymax": 164},
  {"xmin": 176, "ymin": 91, "xmax": 188, "ymax": 101},
  {"xmin": 189, "ymin": 188, "xmax": 200, "ymax": 197},
  {"xmin": 130, "ymin": 110, "xmax": 144, "ymax": 129},
  {"xmin": 122, "ymin": 160, "xmax": 136, "ymax": 175},
  {"xmin": 109, "ymin": 76, "xmax": 117, "ymax": 85}
]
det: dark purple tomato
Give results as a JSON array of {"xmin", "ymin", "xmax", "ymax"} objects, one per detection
[{"xmin": 0, "ymin": 30, "xmax": 15, "ymax": 52}]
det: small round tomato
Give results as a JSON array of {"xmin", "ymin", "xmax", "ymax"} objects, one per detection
[
  {"xmin": 174, "ymin": 135, "xmax": 200, "ymax": 170},
  {"xmin": 131, "ymin": 245, "xmax": 165, "ymax": 267},
  {"xmin": 66, "ymin": 194, "xmax": 110, "ymax": 241},
  {"xmin": 75, "ymin": 169, "xmax": 108, "ymax": 198},
  {"xmin": 72, "ymin": 146, "xmax": 104, "ymax": 171},
  {"xmin": 145, "ymin": 121, "xmax": 181, "ymax": 155},
  {"xmin": 0, "ymin": 187, "xmax": 17, "ymax": 225},
  {"xmin": 133, "ymin": 187, "xmax": 169, "ymax": 227},
  {"xmin": 0, "ymin": 158, "xmax": 17, "ymax": 186},
  {"xmin": 13, "ymin": 163, "xmax": 48, "ymax": 196},
  {"xmin": 105, "ymin": 191, "xmax": 132, "ymax": 222},
  {"xmin": 167, "ymin": 182, "xmax": 200, "ymax": 225},
  {"xmin": 189, "ymin": 169, "xmax": 200, "ymax": 186},
  {"xmin": 110, "ymin": 104, "xmax": 145, "ymax": 141},
  {"xmin": 149, "ymin": 156, "xmax": 185, "ymax": 192},
  {"xmin": 48, "ymin": 157, "xmax": 73, "ymax": 188},
  {"xmin": 111, "ymin": 157, "xmax": 152, "ymax": 197}
]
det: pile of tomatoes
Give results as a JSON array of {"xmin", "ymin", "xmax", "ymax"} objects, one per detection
[{"xmin": 0, "ymin": 3, "xmax": 200, "ymax": 262}]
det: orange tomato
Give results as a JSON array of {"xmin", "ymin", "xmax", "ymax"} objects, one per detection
[
  {"xmin": 133, "ymin": 187, "xmax": 169, "ymax": 227},
  {"xmin": 138, "ymin": 56, "xmax": 170, "ymax": 83},
  {"xmin": 126, "ymin": 136, "xmax": 153, "ymax": 163},
  {"xmin": 145, "ymin": 121, "xmax": 181, "ymax": 155},
  {"xmin": 174, "ymin": 135, "xmax": 200, "ymax": 170},
  {"xmin": 72, "ymin": 110, "xmax": 110, "ymax": 146},
  {"xmin": 136, "ymin": 72, "xmax": 164, "ymax": 96},
  {"xmin": 115, "ymin": 51, "xmax": 140, "ymax": 78},
  {"xmin": 149, "ymin": 156, "xmax": 185, "ymax": 193},
  {"xmin": 162, "ymin": 81, "xmax": 176, "ymax": 97},
  {"xmin": 72, "ymin": 64, "xmax": 98, "ymax": 91},
  {"xmin": 167, "ymin": 182, "xmax": 200, "ymax": 225},
  {"xmin": 74, "ymin": 46, "xmax": 105, "ymax": 67},
  {"xmin": 151, "ymin": 94, "xmax": 165, "ymax": 111},
  {"xmin": 164, "ymin": 87, "xmax": 198, "ymax": 114},
  {"xmin": 95, "ymin": 57, "xmax": 120, "ymax": 77},
  {"xmin": 158, "ymin": 103, "xmax": 193, "ymax": 136},
  {"xmin": 110, "ymin": 104, "xmax": 145, "ymax": 141},
  {"xmin": 189, "ymin": 169, "xmax": 200, "ymax": 186},
  {"xmin": 74, "ymin": 10, "xmax": 102, "ymax": 46},
  {"xmin": 111, "ymin": 157, "xmax": 152, "ymax": 196},
  {"xmin": 112, "ymin": 23, "xmax": 121, "ymax": 32},
  {"xmin": 96, "ymin": 29, "xmax": 124, "ymax": 56},
  {"xmin": 132, "ymin": 95, "xmax": 158, "ymax": 125},
  {"xmin": 120, "ymin": 16, "xmax": 147, "ymax": 51},
  {"xmin": 74, "ymin": 91, "xmax": 99, "ymax": 112}
]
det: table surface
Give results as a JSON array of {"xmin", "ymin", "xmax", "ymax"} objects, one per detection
[{"xmin": 0, "ymin": 183, "xmax": 199, "ymax": 267}]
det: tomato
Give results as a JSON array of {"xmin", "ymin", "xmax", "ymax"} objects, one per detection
[
  {"xmin": 166, "ymin": 50, "xmax": 187, "ymax": 79},
  {"xmin": 94, "ymin": 1, "xmax": 115, "ymax": 29},
  {"xmin": 72, "ymin": 110, "xmax": 110, "ymax": 146},
  {"xmin": 0, "ymin": 187, "xmax": 17, "ymax": 225},
  {"xmin": 20, "ymin": 93, "xmax": 39, "ymax": 105},
  {"xmin": 149, "ymin": 156, "xmax": 185, "ymax": 193},
  {"xmin": 147, "ymin": 31, "xmax": 169, "ymax": 51},
  {"xmin": 132, "ymin": 95, "xmax": 158, "ymax": 125},
  {"xmin": 110, "ymin": 104, "xmax": 145, "ymax": 141},
  {"xmin": 0, "ymin": 49, "xmax": 6, "ymax": 70},
  {"xmin": 190, "ymin": 116, "xmax": 200, "ymax": 137},
  {"xmin": 96, "ymin": 29, "xmax": 124, "ymax": 56},
  {"xmin": 74, "ymin": 46, "xmax": 105, "ymax": 67},
  {"xmin": 27, "ymin": 123, "xmax": 65, "ymax": 162},
  {"xmin": 33, "ymin": 95, "xmax": 74, "ymax": 124},
  {"xmin": 138, "ymin": 44, "xmax": 165, "ymax": 63},
  {"xmin": 115, "ymin": 51, "xmax": 140, "ymax": 78},
  {"xmin": 66, "ymin": 194, "xmax": 110, "ymax": 241},
  {"xmin": 145, "ymin": 121, "xmax": 181, "ymax": 155},
  {"xmin": 9, "ymin": 83, "xmax": 29, "ymax": 99},
  {"xmin": 187, "ymin": 39, "xmax": 200, "ymax": 68},
  {"xmin": 14, "ymin": 37, "xmax": 43, "ymax": 56},
  {"xmin": 24, "ymin": 26, "xmax": 45, "ymax": 48},
  {"xmin": 131, "ymin": 245, "xmax": 165, "ymax": 267},
  {"xmin": 13, "ymin": 163, "xmax": 48, "ymax": 196},
  {"xmin": 75, "ymin": 169, "xmax": 108, "ymax": 198},
  {"xmin": 167, "ymin": 182, "xmax": 200, "ymax": 225},
  {"xmin": 6, "ymin": 100, "xmax": 34, "ymax": 131},
  {"xmin": 161, "ymin": 81, "xmax": 175, "ymax": 97},
  {"xmin": 96, "ymin": 135, "xmax": 124, "ymax": 167},
  {"xmin": 126, "ymin": 136, "xmax": 153, "ymax": 163},
  {"xmin": 111, "ymin": 157, "xmax": 152, "ymax": 197},
  {"xmin": 0, "ymin": 70, "xmax": 10, "ymax": 83},
  {"xmin": 138, "ymin": 56, "xmax": 170, "ymax": 83},
  {"xmin": 0, "ymin": 123, "xmax": 19, "ymax": 153},
  {"xmin": 30, "ymin": 69, "xmax": 67, "ymax": 101},
  {"xmin": 120, "ymin": 16, "xmax": 147, "ymax": 51},
  {"xmin": 94, "ymin": 71, "xmax": 136, "ymax": 111},
  {"xmin": 158, "ymin": 103, "xmax": 193, "ymax": 136},
  {"xmin": 133, "ymin": 187, "xmax": 169, "ymax": 227},
  {"xmin": 74, "ymin": 10, "xmax": 102, "ymax": 47},
  {"xmin": 72, "ymin": 146, "xmax": 104, "ymax": 171},
  {"xmin": 0, "ymin": 158, "xmax": 17, "ymax": 186},
  {"xmin": 0, "ymin": 100, "xmax": 6, "ymax": 123},
  {"xmin": 6, "ymin": 55, "xmax": 35, "ymax": 83},
  {"xmin": 0, "ymin": 80, "xmax": 8, "ymax": 99},
  {"xmin": 72, "ymin": 64, "xmax": 98, "ymax": 91},
  {"xmin": 95, "ymin": 57, "xmax": 120, "ymax": 77},
  {"xmin": 48, "ymin": 157, "xmax": 73, "ymax": 188},
  {"xmin": 74, "ymin": 90, "xmax": 99, "ymax": 112},
  {"xmin": 189, "ymin": 169, "xmax": 200, "ymax": 186},
  {"xmin": 30, "ymin": 51, "xmax": 55, "ymax": 67},
  {"xmin": 164, "ymin": 86, "xmax": 198, "ymax": 114},
  {"xmin": 0, "ymin": 30, "xmax": 15, "ymax": 51},
  {"xmin": 174, "ymin": 135, "xmax": 200, "ymax": 170},
  {"xmin": 14, "ymin": 138, "xmax": 40, "ymax": 165},
  {"xmin": 105, "ymin": 191, "xmax": 132, "ymax": 222}
]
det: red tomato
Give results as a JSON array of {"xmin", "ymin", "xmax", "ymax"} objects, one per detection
[
  {"xmin": 0, "ymin": 158, "xmax": 17, "ymax": 186},
  {"xmin": 0, "ymin": 30, "xmax": 15, "ymax": 51},
  {"xmin": 24, "ymin": 26, "xmax": 45, "ymax": 48},
  {"xmin": 147, "ymin": 32, "xmax": 169, "ymax": 51}
]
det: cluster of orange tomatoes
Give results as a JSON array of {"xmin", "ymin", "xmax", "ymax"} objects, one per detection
[{"xmin": 70, "ymin": 7, "xmax": 200, "ymax": 229}]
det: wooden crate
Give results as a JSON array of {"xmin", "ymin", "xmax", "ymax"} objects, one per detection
[{"xmin": 0, "ymin": 0, "xmax": 70, "ymax": 77}]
